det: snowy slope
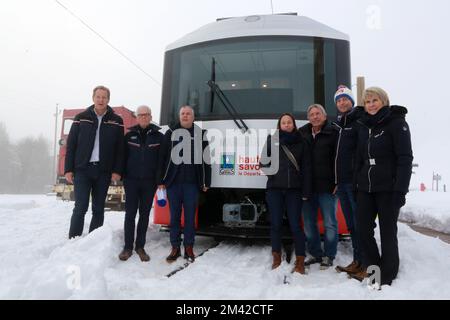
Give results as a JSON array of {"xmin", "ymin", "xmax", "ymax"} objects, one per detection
[
  {"xmin": 0, "ymin": 194, "xmax": 449, "ymax": 300},
  {"xmin": 401, "ymin": 191, "xmax": 450, "ymax": 234}
]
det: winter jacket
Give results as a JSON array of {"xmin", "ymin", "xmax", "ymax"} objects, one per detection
[
  {"xmin": 260, "ymin": 131, "xmax": 312, "ymax": 198},
  {"xmin": 332, "ymin": 106, "xmax": 365, "ymax": 184},
  {"xmin": 354, "ymin": 106, "xmax": 413, "ymax": 194},
  {"xmin": 157, "ymin": 123, "xmax": 211, "ymax": 190},
  {"xmin": 299, "ymin": 121, "xmax": 338, "ymax": 194},
  {"xmin": 123, "ymin": 124, "xmax": 164, "ymax": 181},
  {"xmin": 64, "ymin": 105, "xmax": 124, "ymax": 174}
]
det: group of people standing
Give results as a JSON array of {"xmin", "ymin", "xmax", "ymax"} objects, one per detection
[
  {"xmin": 262, "ymin": 85, "xmax": 413, "ymax": 287},
  {"xmin": 65, "ymin": 86, "xmax": 210, "ymax": 264},
  {"xmin": 64, "ymin": 83, "xmax": 412, "ymax": 288}
]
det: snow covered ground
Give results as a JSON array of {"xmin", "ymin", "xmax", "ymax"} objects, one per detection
[
  {"xmin": 401, "ymin": 191, "xmax": 450, "ymax": 234},
  {"xmin": 0, "ymin": 192, "xmax": 449, "ymax": 300}
]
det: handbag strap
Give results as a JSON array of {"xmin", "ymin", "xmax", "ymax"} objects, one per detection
[{"xmin": 281, "ymin": 144, "xmax": 300, "ymax": 172}]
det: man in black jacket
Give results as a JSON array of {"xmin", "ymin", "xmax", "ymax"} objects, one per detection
[
  {"xmin": 332, "ymin": 86, "xmax": 365, "ymax": 275},
  {"xmin": 65, "ymin": 86, "xmax": 124, "ymax": 239},
  {"xmin": 118, "ymin": 105, "xmax": 164, "ymax": 262},
  {"xmin": 157, "ymin": 105, "xmax": 211, "ymax": 263},
  {"xmin": 299, "ymin": 104, "xmax": 338, "ymax": 270}
]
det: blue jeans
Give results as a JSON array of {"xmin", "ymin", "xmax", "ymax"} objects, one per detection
[
  {"xmin": 69, "ymin": 164, "xmax": 111, "ymax": 238},
  {"xmin": 167, "ymin": 184, "xmax": 199, "ymax": 248},
  {"xmin": 266, "ymin": 189, "xmax": 306, "ymax": 257},
  {"xmin": 302, "ymin": 193, "xmax": 338, "ymax": 259},
  {"xmin": 336, "ymin": 183, "xmax": 361, "ymax": 262},
  {"xmin": 123, "ymin": 178, "xmax": 156, "ymax": 250}
]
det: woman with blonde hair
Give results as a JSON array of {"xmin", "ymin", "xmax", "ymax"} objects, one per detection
[{"xmin": 351, "ymin": 87, "xmax": 413, "ymax": 287}]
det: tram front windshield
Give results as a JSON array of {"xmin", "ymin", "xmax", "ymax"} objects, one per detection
[{"xmin": 161, "ymin": 36, "xmax": 350, "ymax": 125}]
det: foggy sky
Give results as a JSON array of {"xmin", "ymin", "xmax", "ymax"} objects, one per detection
[{"xmin": 1, "ymin": 0, "xmax": 449, "ymax": 187}]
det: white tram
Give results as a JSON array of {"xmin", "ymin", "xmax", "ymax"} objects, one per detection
[{"xmin": 155, "ymin": 13, "xmax": 351, "ymax": 238}]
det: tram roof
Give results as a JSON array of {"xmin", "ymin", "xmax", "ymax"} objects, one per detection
[{"xmin": 166, "ymin": 14, "xmax": 350, "ymax": 51}]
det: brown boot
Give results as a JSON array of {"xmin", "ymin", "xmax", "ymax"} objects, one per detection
[
  {"xmin": 135, "ymin": 248, "xmax": 150, "ymax": 262},
  {"xmin": 272, "ymin": 251, "xmax": 281, "ymax": 270},
  {"xmin": 292, "ymin": 256, "xmax": 306, "ymax": 274},
  {"xmin": 118, "ymin": 249, "xmax": 132, "ymax": 261},
  {"xmin": 349, "ymin": 268, "xmax": 369, "ymax": 282},
  {"xmin": 336, "ymin": 261, "xmax": 363, "ymax": 274},
  {"xmin": 166, "ymin": 247, "xmax": 181, "ymax": 263},
  {"xmin": 184, "ymin": 246, "xmax": 195, "ymax": 262}
]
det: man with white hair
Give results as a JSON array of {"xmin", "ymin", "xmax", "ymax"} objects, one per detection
[
  {"xmin": 118, "ymin": 105, "xmax": 164, "ymax": 262},
  {"xmin": 299, "ymin": 104, "xmax": 338, "ymax": 270}
]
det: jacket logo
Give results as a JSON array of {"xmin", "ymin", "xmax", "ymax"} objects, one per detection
[
  {"xmin": 130, "ymin": 136, "xmax": 138, "ymax": 140},
  {"xmin": 148, "ymin": 143, "xmax": 160, "ymax": 148},
  {"xmin": 374, "ymin": 131, "xmax": 385, "ymax": 138},
  {"xmin": 104, "ymin": 120, "xmax": 123, "ymax": 127},
  {"xmin": 127, "ymin": 142, "xmax": 140, "ymax": 147},
  {"xmin": 344, "ymin": 127, "xmax": 353, "ymax": 131}
]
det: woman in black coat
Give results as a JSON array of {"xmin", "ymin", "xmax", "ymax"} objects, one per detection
[
  {"xmin": 351, "ymin": 87, "xmax": 413, "ymax": 287},
  {"xmin": 260, "ymin": 113, "xmax": 312, "ymax": 274}
]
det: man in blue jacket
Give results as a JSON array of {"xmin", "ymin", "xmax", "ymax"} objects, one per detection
[
  {"xmin": 157, "ymin": 105, "xmax": 211, "ymax": 263},
  {"xmin": 65, "ymin": 86, "xmax": 124, "ymax": 239},
  {"xmin": 118, "ymin": 105, "xmax": 163, "ymax": 262}
]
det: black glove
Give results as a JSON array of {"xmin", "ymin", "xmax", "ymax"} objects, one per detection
[{"xmin": 392, "ymin": 192, "xmax": 406, "ymax": 208}]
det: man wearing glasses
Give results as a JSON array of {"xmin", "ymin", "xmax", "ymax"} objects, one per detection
[{"xmin": 118, "ymin": 105, "xmax": 164, "ymax": 262}]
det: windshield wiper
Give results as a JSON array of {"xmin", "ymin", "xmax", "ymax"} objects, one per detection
[
  {"xmin": 207, "ymin": 79, "xmax": 249, "ymax": 133},
  {"xmin": 209, "ymin": 58, "xmax": 216, "ymax": 113}
]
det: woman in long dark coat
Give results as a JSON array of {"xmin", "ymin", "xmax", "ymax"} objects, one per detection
[{"xmin": 351, "ymin": 87, "xmax": 413, "ymax": 287}]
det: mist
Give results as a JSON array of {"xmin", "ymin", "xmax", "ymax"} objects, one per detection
[{"xmin": 0, "ymin": 122, "xmax": 53, "ymax": 194}]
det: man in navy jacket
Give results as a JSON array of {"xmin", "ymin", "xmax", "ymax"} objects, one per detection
[
  {"xmin": 332, "ymin": 86, "xmax": 365, "ymax": 275},
  {"xmin": 118, "ymin": 105, "xmax": 163, "ymax": 262},
  {"xmin": 157, "ymin": 105, "xmax": 211, "ymax": 263},
  {"xmin": 65, "ymin": 86, "xmax": 124, "ymax": 239}
]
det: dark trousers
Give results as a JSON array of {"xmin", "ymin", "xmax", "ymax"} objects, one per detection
[
  {"xmin": 357, "ymin": 191, "xmax": 400, "ymax": 285},
  {"xmin": 337, "ymin": 183, "xmax": 361, "ymax": 262},
  {"xmin": 266, "ymin": 189, "xmax": 306, "ymax": 256},
  {"xmin": 123, "ymin": 178, "xmax": 156, "ymax": 250},
  {"xmin": 69, "ymin": 165, "xmax": 111, "ymax": 238},
  {"xmin": 167, "ymin": 183, "xmax": 199, "ymax": 248}
]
